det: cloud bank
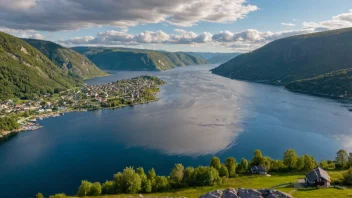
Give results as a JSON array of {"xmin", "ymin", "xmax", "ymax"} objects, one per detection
[{"xmin": 0, "ymin": 0, "xmax": 258, "ymax": 31}]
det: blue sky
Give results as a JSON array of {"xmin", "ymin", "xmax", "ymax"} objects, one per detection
[{"xmin": 1, "ymin": 0, "xmax": 352, "ymax": 52}]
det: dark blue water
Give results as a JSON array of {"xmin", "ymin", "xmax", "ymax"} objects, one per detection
[{"xmin": 1, "ymin": 65, "xmax": 351, "ymax": 198}]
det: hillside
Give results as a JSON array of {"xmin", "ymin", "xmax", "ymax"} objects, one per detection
[
  {"xmin": 211, "ymin": 27, "xmax": 352, "ymax": 85},
  {"xmin": 23, "ymin": 39, "xmax": 107, "ymax": 79},
  {"xmin": 72, "ymin": 47, "xmax": 208, "ymax": 71},
  {"xmin": 285, "ymin": 68, "xmax": 352, "ymax": 99},
  {"xmin": 0, "ymin": 32, "xmax": 81, "ymax": 101},
  {"xmin": 187, "ymin": 52, "xmax": 240, "ymax": 64}
]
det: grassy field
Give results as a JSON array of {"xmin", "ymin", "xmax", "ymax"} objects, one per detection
[{"xmin": 69, "ymin": 170, "xmax": 352, "ymax": 198}]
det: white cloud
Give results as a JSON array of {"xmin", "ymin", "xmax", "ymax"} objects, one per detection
[
  {"xmin": 29, "ymin": 33, "xmax": 46, "ymax": 40},
  {"xmin": 303, "ymin": 10, "xmax": 352, "ymax": 30},
  {"xmin": 281, "ymin": 23, "xmax": 296, "ymax": 27},
  {"xmin": 0, "ymin": 0, "xmax": 258, "ymax": 31}
]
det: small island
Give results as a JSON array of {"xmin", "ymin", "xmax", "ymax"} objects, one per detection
[{"xmin": 0, "ymin": 75, "xmax": 166, "ymax": 139}]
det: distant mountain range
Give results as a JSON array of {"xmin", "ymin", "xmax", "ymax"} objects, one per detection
[
  {"xmin": 212, "ymin": 27, "xmax": 352, "ymax": 99},
  {"xmin": 0, "ymin": 32, "xmax": 81, "ymax": 101},
  {"xmin": 187, "ymin": 52, "xmax": 241, "ymax": 64},
  {"xmin": 23, "ymin": 39, "xmax": 107, "ymax": 80},
  {"xmin": 72, "ymin": 47, "xmax": 208, "ymax": 71}
]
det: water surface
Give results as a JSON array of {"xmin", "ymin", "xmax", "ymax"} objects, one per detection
[{"xmin": 1, "ymin": 64, "xmax": 351, "ymax": 198}]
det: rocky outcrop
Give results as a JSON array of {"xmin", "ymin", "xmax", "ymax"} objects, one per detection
[{"xmin": 199, "ymin": 188, "xmax": 292, "ymax": 198}]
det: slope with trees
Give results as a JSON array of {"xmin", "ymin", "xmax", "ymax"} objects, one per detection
[
  {"xmin": 211, "ymin": 27, "xmax": 352, "ymax": 86},
  {"xmin": 23, "ymin": 39, "xmax": 107, "ymax": 79},
  {"xmin": 0, "ymin": 31, "xmax": 81, "ymax": 101},
  {"xmin": 72, "ymin": 47, "xmax": 208, "ymax": 71}
]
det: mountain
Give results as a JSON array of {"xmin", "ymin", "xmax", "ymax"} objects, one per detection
[
  {"xmin": 23, "ymin": 39, "xmax": 107, "ymax": 79},
  {"xmin": 72, "ymin": 47, "xmax": 208, "ymax": 71},
  {"xmin": 187, "ymin": 52, "xmax": 241, "ymax": 64},
  {"xmin": 211, "ymin": 27, "xmax": 352, "ymax": 85},
  {"xmin": 285, "ymin": 68, "xmax": 352, "ymax": 99},
  {"xmin": 0, "ymin": 32, "xmax": 81, "ymax": 101}
]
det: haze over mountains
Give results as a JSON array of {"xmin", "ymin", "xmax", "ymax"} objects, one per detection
[
  {"xmin": 212, "ymin": 27, "xmax": 352, "ymax": 99},
  {"xmin": 72, "ymin": 47, "xmax": 208, "ymax": 71},
  {"xmin": 188, "ymin": 52, "xmax": 241, "ymax": 64}
]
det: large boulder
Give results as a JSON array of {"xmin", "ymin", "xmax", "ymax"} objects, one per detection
[{"xmin": 199, "ymin": 189, "xmax": 292, "ymax": 198}]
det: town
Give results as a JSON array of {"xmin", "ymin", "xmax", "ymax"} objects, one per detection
[{"xmin": 0, "ymin": 75, "xmax": 166, "ymax": 138}]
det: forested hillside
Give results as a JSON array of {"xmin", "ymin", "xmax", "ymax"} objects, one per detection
[
  {"xmin": 0, "ymin": 32, "xmax": 81, "ymax": 101},
  {"xmin": 72, "ymin": 47, "xmax": 208, "ymax": 71},
  {"xmin": 24, "ymin": 39, "xmax": 107, "ymax": 79}
]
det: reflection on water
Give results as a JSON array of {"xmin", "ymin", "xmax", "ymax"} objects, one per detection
[{"xmin": 1, "ymin": 64, "xmax": 352, "ymax": 198}]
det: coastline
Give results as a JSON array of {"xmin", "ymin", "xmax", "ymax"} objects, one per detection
[{"xmin": 0, "ymin": 97, "xmax": 160, "ymax": 141}]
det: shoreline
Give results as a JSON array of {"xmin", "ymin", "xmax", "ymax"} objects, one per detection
[{"xmin": 0, "ymin": 98, "xmax": 160, "ymax": 141}]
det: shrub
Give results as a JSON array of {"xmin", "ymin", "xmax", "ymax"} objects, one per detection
[
  {"xmin": 49, "ymin": 193, "xmax": 67, "ymax": 198},
  {"xmin": 102, "ymin": 180, "xmax": 116, "ymax": 194},
  {"xmin": 193, "ymin": 166, "xmax": 221, "ymax": 186},
  {"xmin": 218, "ymin": 164, "xmax": 229, "ymax": 177},
  {"xmin": 77, "ymin": 180, "xmax": 92, "ymax": 197},
  {"xmin": 36, "ymin": 192, "xmax": 44, "ymax": 198},
  {"xmin": 183, "ymin": 167, "xmax": 195, "ymax": 187},
  {"xmin": 88, "ymin": 182, "xmax": 102, "ymax": 196},
  {"xmin": 154, "ymin": 176, "xmax": 169, "ymax": 192}
]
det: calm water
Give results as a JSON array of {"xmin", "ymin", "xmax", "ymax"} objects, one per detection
[{"xmin": 1, "ymin": 64, "xmax": 352, "ymax": 197}]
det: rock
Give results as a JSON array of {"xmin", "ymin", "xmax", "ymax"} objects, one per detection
[
  {"xmin": 237, "ymin": 188, "xmax": 263, "ymax": 198},
  {"xmin": 200, "ymin": 189, "xmax": 223, "ymax": 198},
  {"xmin": 199, "ymin": 188, "xmax": 292, "ymax": 198}
]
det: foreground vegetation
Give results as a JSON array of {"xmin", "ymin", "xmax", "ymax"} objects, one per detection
[{"xmin": 38, "ymin": 148, "xmax": 352, "ymax": 198}]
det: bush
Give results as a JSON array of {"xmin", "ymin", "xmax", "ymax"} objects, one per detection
[
  {"xmin": 218, "ymin": 164, "xmax": 229, "ymax": 177},
  {"xmin": 121, "ymin": 167, "xmax": 142, "ymax": 193},
  {"xmin": 36, "ymin": 192, "xmax": 44, "ymax": 198},
  {"xmin": 154, "ymin": 176, "xmax": 169, "ymax": 192},
  {"xmin": 225, "ymin": 157, "xmax": 237, "ymax": 177},
  {"xmin": 77, "ymin": 180, "xmax": 92, "ymax": 197},
  {"xmin": 343, "ymin": 168, "xmax": 352, "ymax": 185},
  {"xmin": 102, "ymin": 180, "xmax": 116, "ymax": 194},
  {"xmin": 210, "ymin": 156, "xmax": 221, "ymax": 170},
  {"xmin": 88, "ymin": 182, "xmax": 102, "ymax": 196},
  {"xmin": 193, "ymin": 166, "xmax": 221, "ymax": 186},
  {"xmin": 49, "ymin": 193, "xmax": 67, "ymax": 198},
  {"xmin": 169, "ymin": 163, "xmax": 184, "ymax": 188},
  {"xmin": 183, "ymin": 167, "xmax": 195, "ymax": 187}
]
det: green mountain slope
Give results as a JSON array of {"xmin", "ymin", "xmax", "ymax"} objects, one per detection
[
  {"xmin": 72, "ymin": 47, "xmax": 208, "ymax": 71},
  {"xmin": 211, "ymin": 27, "xmax": 352, "ymax": 85},
  {"xmin": 0, "ymin": 32, "xmax": 81, "ymax": 101},
  {"xmin": 285, "ymin": 69, "xmax": 352, "ymax": 99},
  {"xmin": 23, "ymin": 39, "xmax": 107, "ymax": 79}
]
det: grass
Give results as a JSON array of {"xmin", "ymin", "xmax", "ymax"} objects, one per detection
[{"xmin": 68, "ymin": 170, "xmax": 352, "ymax": 198}]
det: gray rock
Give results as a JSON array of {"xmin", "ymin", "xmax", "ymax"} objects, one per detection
[
  {"xmin": 222, "ymin": 188, "xmax": 238, "ymax": 198},
  {"xmin": 200, "ymin": 189, "xmax": 223, "ymax": 198},
  {"xmin": 237, "ymin": 188, "xmax": 263, "ymax": 198}
]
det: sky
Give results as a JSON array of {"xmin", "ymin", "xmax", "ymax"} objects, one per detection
[{"xmin": 1, "ymin": 0, "xmax": 352, "ymax": 52}]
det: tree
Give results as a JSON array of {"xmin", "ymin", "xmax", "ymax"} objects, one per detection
[
  {"xmin": 210, "ymin": 156, "xmax": 221, "ymax": 170},
  {"xmin": 344, "ymin": 168, "xmax": 352, "ymax": 185},
  {"xmin": 193, "ymin": 166, "xmax": 221, "ymax": 186},
  {"xmin": 144, "ymin": 180, "xmax": 152, "ymax": 193},
  {"xmin": 303, "ymin": 154, "xmax": 315, "ymax": 171},
  {"xmin": 77, "ymin": 180, "xmax": 92, "ymax": 197},
  {"xmin": 252, "ymin": 149, "xmax": 264, "ymax": 166},
  {"xmin": 225, "ymin": 157, "xmax": 237, "ymax": 177},
  {"xmin": 263, "ymin": 157, "xmax": 271, "ymax": 171},
  {"xmin": 320, "ymin": 160, "xmax": 329, "ymax": 169},
  {"xmin": 136, "ymin": 167, "xmax": 150, "ymax": 193},
  {"xmin": 296, "ymin": 156, "xmax": 305, "ymax": 171},
  {"xmin": 88, "ymin": 182, "xmax": 101, "ymax": 196},
  {"xmin": 271, "ymin": 160, "xmax": 285, "ymax": 171},
  {"xmin": 336, "ymin": 149, "xmax": 348, "ymax": 169},
  {"xmin": 36, "ymin": 192, "xmax": 44, "ymax": 198},
  {"xmin": 113, "ymin": 172, "xmax": 123, "ymax": 193},
  {"xmin": 169, "ymin": 163, "xmax": 184, "ymax": 188},
  {"xmin": 121, "ymin": 167, "xmax": 142, "ymax": 193},
  {"xmin": 49, "ymin": 193, "xmax": 67, "ymax": 198},
  {"xmin": 237, "ymin": 158, "xmax": 249, "ymax": 173},
  {"xmin": 283, "ymin": 149, "xmax": 298, "ymax": 169},
  {"xmin": 102, "ymin": 180, "xmax": 116, "ymax": 195},
  {"xmin": 183, "ymin": 167, "xmax": 195, "ymax": 187},
  {"xmin": 154, "ymin": 176, "xmax": 169, "ymax": 192},
  {"xmin": 147, "ymin": 168, "xmax": 157, "ymax": 188},
  {"xmin": 218, "ymin": 164, "xmax": 229, "ymax": 177},
  {"xmin": 348, "ymin": 153, "xmax": 352, "ymax": 168}
]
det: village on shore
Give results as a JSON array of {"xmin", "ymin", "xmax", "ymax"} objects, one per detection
[{"xmin": 0, "ymin": 75, "xmax": 166, "ymax": 139}]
